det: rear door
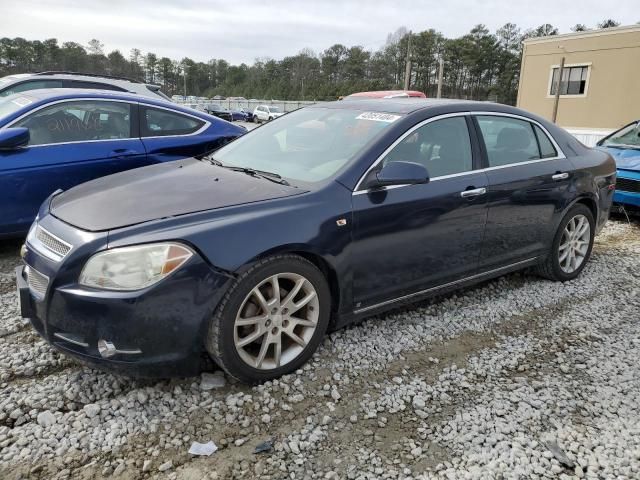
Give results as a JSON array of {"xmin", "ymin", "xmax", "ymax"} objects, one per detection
[
  {"xmin": 139, "ymin": 105, "xmax": 220, "ymax": 162},
  {"xmin": 473, "ymin": 114, "xmax": 573, "ymax": 270},
  {"xmin": 0, "ymin": 99, "xmax": 146, "ymax": 235}
]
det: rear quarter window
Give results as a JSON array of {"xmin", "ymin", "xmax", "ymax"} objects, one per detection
[{"xmin": 141, "ymin": 106, "xmax": 205, "ymax": 137}]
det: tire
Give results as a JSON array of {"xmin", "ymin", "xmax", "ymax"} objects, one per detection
[
  {"xmin": 206, "ymin": 255, "xmax": 331, "ymax": 383},
  {"xmin": 253, "ymin": 116, "xmax": 260, "ymax": 124},
  {"xmin": 268, "ymin": 116, "xmax": 273, "ymax": 121},
  {"xmin": 535, "ymin": 204, "xmax": 595, "ymax": 281}
]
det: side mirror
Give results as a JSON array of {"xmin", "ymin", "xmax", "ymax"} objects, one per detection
[
  {"xmin": 362, "ymin": 161, "xmax": 430, "ymax": 189},
  {"xmin": 0, "ymin": 128, "xmax": 30, "ymax": 151}
]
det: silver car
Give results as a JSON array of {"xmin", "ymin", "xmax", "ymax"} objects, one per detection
[{"xmin": 0, "ymin": 72, "xmax": 171, "ymax": 101}]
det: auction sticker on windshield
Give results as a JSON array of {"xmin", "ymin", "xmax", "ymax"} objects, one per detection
[{"xmin": 356, "ymin": 112, "xmax": 401, "ymax": 123}]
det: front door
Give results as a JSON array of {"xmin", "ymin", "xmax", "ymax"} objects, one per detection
[
  {"xmin": 351, "ymin": 115, "xmax": 489, "ymax": 310},
  {"xmin": 473, "ymin": 114, "xmax": 574, "ymax": 269}
]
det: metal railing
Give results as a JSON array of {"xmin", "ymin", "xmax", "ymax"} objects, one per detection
[{"xmin": 175, "ymin": 98, "xmax": 324, "ymax": 113}]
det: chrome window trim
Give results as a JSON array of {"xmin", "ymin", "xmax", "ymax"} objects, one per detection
[
  {"xmin": 353, "ymin": 110, "xmax": 567, "ymax": 195},
  {"xmin": 138, "ymin": 102, "xmax": 210, "ymax": 139},
  {"xmin": 1, "ymin": 97, "xmax": 210, "ymax": 147},
  {"xmin": 354, "ymin": 256, "xmax": 538, "ymax": 314}
]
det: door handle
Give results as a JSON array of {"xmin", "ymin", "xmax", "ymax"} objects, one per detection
[
  {"xmin": 552, "ymin": 172, "xmax": 569, "ymax": 181},
  {"xmin": 460, "ymin": 187, "xmax": 487, "ymax": 198}
]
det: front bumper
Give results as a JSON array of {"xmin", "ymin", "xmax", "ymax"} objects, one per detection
[{"xmin": 17, "ymin": 220, "xmax": 233, "ymax": 377}]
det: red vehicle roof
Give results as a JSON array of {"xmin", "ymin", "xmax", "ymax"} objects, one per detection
[{"xmin": 346, "ymin": 90, "xmax": 427, "ymax": 99}]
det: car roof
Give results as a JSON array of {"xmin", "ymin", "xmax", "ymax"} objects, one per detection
[
  {"xmin": 4, "ymin": 88, "xmax": 209, "ymax": 119},
  {"xmin": 347, "ymin": 90, "xmax": 426, "ymax": 98},
  {"xmin": 313, "ymin": 98, "xmax": 512, "ymax": 114}
]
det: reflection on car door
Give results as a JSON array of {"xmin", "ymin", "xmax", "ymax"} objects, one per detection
[
  {"xmin": 0, "ymin": 100, "xmax": 146, "ymax": 235},
  {"xmin": 474, "ymin": 115, "xmax": 574, "ymax": 269},
  {"xmin": 351, "ymin": 115, "xmax": 489, "ymax": 310}
]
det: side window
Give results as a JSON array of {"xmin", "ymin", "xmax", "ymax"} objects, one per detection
[
  {"xmin": 533, "ymin": 125, "xmax": 557, "ymax": 158},
  {"xmin": 476, "ymin": 116, "xmax": 540, "ymax": 167},
  {"xmin": 0, "ymin": 80, "xmax": 64, "ymax": 97},
  {"xmin": 382, "ymin": 117, "xmax": 473, "ymax": 178},
  {"xmin": 142, "ymin": 107, "xmax": 204, "ymax": 137},
  {"xmin": 14, "ymin": 101, "xmax": 131, "ymax": 146},
  {"xmin": 68, "ymin": 81, "xmax": 125, "ymax": 92}
]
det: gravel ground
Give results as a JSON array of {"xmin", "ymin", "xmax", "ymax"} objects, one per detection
[{"xmin": 0, "ymin": 219, "xmax": 638, "ymax": 480}]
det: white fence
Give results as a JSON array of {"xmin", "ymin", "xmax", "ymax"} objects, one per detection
[
  {"xmin": 564, "ymin": 128, "xmax": 613, "ymax": 147},
  {"xmin": 176, "ymin": 99, "xmax": 324, "ymax": 113}
]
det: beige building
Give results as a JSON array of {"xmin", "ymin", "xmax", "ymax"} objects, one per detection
[{"xmin": 517, "ymin": 25, "xmax": 640, "ymax": 139}]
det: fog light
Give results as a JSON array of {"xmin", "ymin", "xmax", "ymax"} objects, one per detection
[{"xmin": 98, "ymin": 339, "xmax": 117, "ymax": 358}]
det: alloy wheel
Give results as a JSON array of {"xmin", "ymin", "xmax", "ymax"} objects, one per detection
[
  {"xmin": 558, "ymin": 214, "xmax": 591, "ymax": 274},
  {"xmin": 233, "ymin": 273, "xmax": 319, "ymax": 370}
]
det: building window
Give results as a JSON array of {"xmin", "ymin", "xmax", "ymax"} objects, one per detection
[{"xmin": 550, "ymin": 65, "xmax": 589, "ymax": 96}]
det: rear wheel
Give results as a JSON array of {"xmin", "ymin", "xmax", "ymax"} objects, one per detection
[
  {"xmin": 206, "ymin": 255, "xmax": 330, "ymax": 383},
  {"xmin": 535, "ymin": 204, "xmax": 595, "ymax": 281}
]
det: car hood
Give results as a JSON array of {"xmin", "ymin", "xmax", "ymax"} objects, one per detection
[
  {"xmin": 597, "ymin": 146, "xmax": 640, "ymax": 171},
  {"xmin": 50, "ymin": 158, "xmax": 304, "ymax": 231}
]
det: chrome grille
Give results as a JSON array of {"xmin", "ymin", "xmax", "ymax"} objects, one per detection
[
  {"xmin": 26, "ymin": 265, "xmax": 49, "ymax": 298},
  {"xmin": 35, "ymin": 226, "xmax": 71, "ymax": 259}
]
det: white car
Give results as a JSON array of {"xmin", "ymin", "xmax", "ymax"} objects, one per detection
[{"xmin": 253, "ymin": 105, "xmax": 284, "ymax": 123}]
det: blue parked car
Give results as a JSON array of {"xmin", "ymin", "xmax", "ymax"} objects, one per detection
[
  {"xmin": 16, "ymin": 99, "xmax": 616, "ymax": 383},
  {"xmin": 596, "ymin": 120, "xmax": 640, "ymax": 213},
  {"xmin": 0, "ymin": 89, "xmax": 245, "ymax": 238}
]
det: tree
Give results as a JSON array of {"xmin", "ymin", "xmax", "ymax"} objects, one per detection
[
  {"xmin": 597, "ymin": 19, "xmax": 620, "ymax": 29},
  {"xmin": 571, "ymin": 24, "xmax": 588, "ymax": 32},
  {"xmin": 87, "ymin": 39, "xmax": 104, "ymax": 55}
]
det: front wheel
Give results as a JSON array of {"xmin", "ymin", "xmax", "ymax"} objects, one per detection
[
  {"xmin": 535, "ymin": 204, "xmax": 595, "ymax": 281},
  {"xmin": 206, "ymin": 255, "xmax": 331, "ymax": 383}
]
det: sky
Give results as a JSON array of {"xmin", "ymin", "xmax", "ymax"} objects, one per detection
[{"xmin": 3, "ymin": 0, "xmax": 638, "ymax": 64}]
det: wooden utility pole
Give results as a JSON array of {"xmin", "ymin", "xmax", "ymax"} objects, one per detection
[
  {"xmin": 436, "ymin": 57, "xmax": 444, "ymax": 98},
  {"xmin": 551, "ymin": 56, "xmax": 565, "ymax": 123},
  {"xmin": 403, "ymin": 31, "xmax": 412, "ymax": 90}
]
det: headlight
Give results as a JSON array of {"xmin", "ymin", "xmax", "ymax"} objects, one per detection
[{"xmin": 79, "ymin": 243, "xmax": 193, "ymax": 290}]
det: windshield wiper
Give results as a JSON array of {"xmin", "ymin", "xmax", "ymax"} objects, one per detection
[
  {"xmin": 204, "ymin": 156, "xmax": 290, "ymax": 186},
  {"xmin": 604, "ymin": 143, "xmax": 640, "ymax": 150},
  {"xmin": 224, "ymin": 165, "xmax": 291, "ymax": 186}
]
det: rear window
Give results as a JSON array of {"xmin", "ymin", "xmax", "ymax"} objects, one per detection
[{"xmin": 141, "ymin": 107, "xmax": 205, "ymax": 137}]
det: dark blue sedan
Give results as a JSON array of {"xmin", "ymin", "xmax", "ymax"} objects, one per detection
[
  {"xmin": 0, "ymin": 89, "xmax": 245, "ymax": 238},
  {"xmin": 16, "ymin": 99, "xmax": 616, "ymax": 383}
]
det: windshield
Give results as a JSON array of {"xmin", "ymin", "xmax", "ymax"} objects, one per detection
[
  {"xmin": 0, "ymin": 95, "xmax": 31, "ymax": 119},
  {"xmin": 602, "ymin": 122, "xmax": 640, "ymax": 148},
  {"xmin": 214, "ymin": 107, "xmax": 400, "ymax": 183}
]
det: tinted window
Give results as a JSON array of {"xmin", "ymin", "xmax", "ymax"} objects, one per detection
[
  {"xmin": 14, "ymin": 100, "xmax": 131, "ymax": 146},
  {"xmin": 142, "ymin": 107, "xmax": 204, "ymax": 137},
  {"xmin": 533, "ymin": 125, "xmax": 557, "ymax": 158},
  {"xmin": 0, "ymin": 80, "xmax": 64, "ymax": 97},
  {"xmin": 383, "ymin": 117, "xmax": 473, "ymax": 178},
  {"xmin": 477, "ymin": 116, "xmax": 540, "ymax": 167}
]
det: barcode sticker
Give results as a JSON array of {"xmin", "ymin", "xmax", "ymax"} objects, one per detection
[{"xmin": 356, "ymin": 112, "xmax": 401, "ymax": 123}]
